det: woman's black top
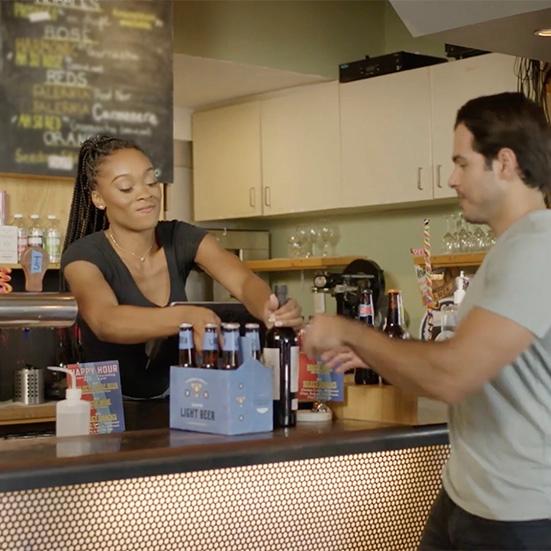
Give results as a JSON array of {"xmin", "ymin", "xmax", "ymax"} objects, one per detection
[{"xmin": 61, "ymin": 220, "xmax": 208, "ymax": 398}]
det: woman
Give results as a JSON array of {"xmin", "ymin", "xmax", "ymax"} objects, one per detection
[{"xmin": 62, "ymin": 135, "xmax": 301, "ymax": 400}]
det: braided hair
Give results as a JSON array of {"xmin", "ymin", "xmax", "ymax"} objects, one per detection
[{"xmin": 62, "ymin": 135, "xmax": 145, "ymax": 253}]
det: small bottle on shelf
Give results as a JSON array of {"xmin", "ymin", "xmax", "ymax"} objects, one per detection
[
  {"xmin": 12, "ymin": 213, "xmax": 28, "ymax": 261},
  {"xmin": 381, "ymin": 289, "xmax": 408, "ymax": 384},
  {"xmin": 28, "ymin": 214, "xmax": 43, "ymax": 249},
  {"xmin": 44, "ymin": 214, "xmax": 61, "ymax": 263},
  {"xmin": 354, "ymin": 287, "xmax": 379, "ymax": 385}
]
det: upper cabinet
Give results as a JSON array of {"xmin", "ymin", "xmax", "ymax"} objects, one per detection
[
  {"xmin": 193, "ymin": 102, "xmax": 262, "ymax": 220},
  {"xmin": 430, "ymin": 54, "xmax": 518, "ymax": 199},
  {"xmin": 260, "ymin": 82, "xmax": 340, "ymax": 216},
  {"xmin": 340, "ymin": 68, "xmax": 433, "ymax": 207},
  {"xmin": 339, "ymin": 53, "xmax": 518, "ymax": 206},
  {"xmin": 193, "ymin": 83, "xmax": 340, "ymax": 221},
  {"xmin": 192, "ymin": 53, "xmax": 518, "ymax": 220}
]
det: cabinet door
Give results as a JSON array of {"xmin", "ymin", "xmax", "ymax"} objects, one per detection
[
  {"xmin": 431, "ymin": 54, "xmax": 518, "ymax": 199},
  {"xmin": 193, "ymin": 102, "xmax": 262, "ymax": 221},
  {"xmin": 260, "ymin": 82, "xmax": 340, "ymax": 215},
  {"xmin": 340, "ymin": 68, "xmax": 433, "ymax": 207}
]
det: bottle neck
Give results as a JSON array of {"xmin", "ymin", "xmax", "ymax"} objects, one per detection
[{"xmin": 385, "ymin": 293, "xmax": 403, "ymax": 327}]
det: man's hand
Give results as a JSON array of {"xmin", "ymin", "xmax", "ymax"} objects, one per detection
[
  {"xmin": 303, "ymin": 314, "xmax": 349, "ymax": 358},
  {"xmin": 263, "ymin": 293, "xmax": 303, "ymax": 329},
  {"xmin": 321, "ymin": 346, "xmax": 370, "ymax": 373}
]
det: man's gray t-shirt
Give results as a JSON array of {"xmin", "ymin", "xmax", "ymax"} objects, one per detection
[{"xmin": 442, "ymin": 210, "xmax": 551, "ymax": 521}]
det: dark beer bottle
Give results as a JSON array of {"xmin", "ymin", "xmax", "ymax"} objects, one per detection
[
  {"xmin": 221, "ymin": 322, "xmax": 240, "ymax": 370},
  {"xmin": 201, "ymin": 323, "xmax": 219, "ymax": 369},
  {"xmin": 178, "ymin": 323, "xmax": 195, "ymax": 367},
  {"xmin": 354, "ymin": 288, "xmax": 379, "ymax": 385},
  {"xmin": 263, "ymin": 284, "xmax": 299, "ymax": 428},
  {"xmin": 382, "ymin": 289, "xmax": 407, "ymax": 384}
]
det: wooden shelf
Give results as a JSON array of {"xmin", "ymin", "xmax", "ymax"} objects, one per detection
[
  {"xmin": 3, "ymin": 262, "xmax": 60, "ymax": 270},
  {"xmin": 0, "ymin": 401, "xmax": 55, "ymax": 426},
  {"xmin": 413, "ymin": 252, "xmax": 485, "ymax": 268},
  {"xmin": 243, "ymin": 256, "xmax": 365, "ymax": 273}
]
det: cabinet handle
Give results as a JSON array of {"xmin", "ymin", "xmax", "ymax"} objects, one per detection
[
  {"xmin": 436, "ymin": 164, "xmax": 443, "ymax": 188},
  {"xmin": 264, "ymin": 186, "xmax": 271, "ymax": 207},
  {"xmin": 249, "ymin": 187, "xmax": 256, "ymax": 208},
  {"xmin": 417, "ymin": 167, "xmax": 423, "ymax": 190}
]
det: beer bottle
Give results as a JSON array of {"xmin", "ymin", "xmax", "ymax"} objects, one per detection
[
  {"xmin": 245, "ymin": 322, "xmax": 262, "ymax": 361},
  {"xmin": 221, "ymin": 322, "xmax": 240, "ymax": 370},
  {"xmin": 354, "ymin": 288, "xmax": 379, "ymax": 385},
  {"xmin": 382, "ymin": 289, "xmax": 407, "ymax": 384},
  {"xmin": 201, "ymin": 323, "xmax": 219, "ymax": 369},
  {"xmin": 178, "ymin": 323, "xmax": 195, "ymax": 367},
  {"xmin": 263, "ymin": 284, "xmax": 299, "ymax": 428}
]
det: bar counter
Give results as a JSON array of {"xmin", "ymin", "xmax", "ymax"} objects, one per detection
[{"xmin": 1, "ymin": 421, "xmax": 449, "ymax": 550}]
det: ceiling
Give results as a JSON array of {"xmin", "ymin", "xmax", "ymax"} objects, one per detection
[
  {"xmin": 390, "ymin": 0, "xmax": 551, "ymax": 62},
  {"xmin": 173, "ymin": 54, "xmax": 327, "ymax": 110}
]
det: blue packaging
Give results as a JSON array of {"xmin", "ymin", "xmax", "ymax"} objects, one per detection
[{"xmin": 170, "ymin": 337, "xmax": 273, "ymax": 435}]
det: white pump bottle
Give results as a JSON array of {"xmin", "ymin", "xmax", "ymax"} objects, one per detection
[{"xmin": 47, "ymin": 366, "xmax": 91, "ymax": 437}]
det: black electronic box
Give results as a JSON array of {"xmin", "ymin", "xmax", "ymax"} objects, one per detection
[{"xmin": 339, "ymin": 51, "xmax": 447, "ymax": 83}]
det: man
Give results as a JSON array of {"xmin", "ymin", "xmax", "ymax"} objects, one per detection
[{"xmin": 303, "ymin": 92, "xmax": 551, "ymax": 550}]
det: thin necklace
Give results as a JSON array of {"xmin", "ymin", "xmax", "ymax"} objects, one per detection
[{"xmin": 107, "ymin": 231, "xmax": 154, "ymax": 263}]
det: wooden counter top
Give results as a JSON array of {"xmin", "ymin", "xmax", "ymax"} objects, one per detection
[{"xmin": 0, "ymin": 421, "xmax": 448, "ymax": 493}]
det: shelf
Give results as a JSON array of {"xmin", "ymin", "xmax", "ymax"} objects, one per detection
[
  {"xmin": 3, "ymin": 262, "xmax": 60, "ymax": 270},
  {"xmin": 0, "ymin": 401, "xmax": 55, "ymax": 426},
  {"xmin": 243, "ymin": 256, "xmax": 365, "ymax": 273},
  {"xmin": 413, "ymin": 252, "xmax": 485, "ymax": 268}
]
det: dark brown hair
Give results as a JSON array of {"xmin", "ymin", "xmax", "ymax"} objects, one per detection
[{"xmin": 455, "ymin": 92, "xmax": 551, "ymax": 197}]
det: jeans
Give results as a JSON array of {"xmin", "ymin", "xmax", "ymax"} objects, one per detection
[{"xmin": 419, "ymin": 488, "xmax": 551, "ymax": 550}]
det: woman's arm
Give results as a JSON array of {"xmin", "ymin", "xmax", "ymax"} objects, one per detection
[
  {"xmin": 64, "ymin": 260, "xmax": 220, "ymax": 349},
  {"xmin": 194, "ymin": 234, "xmax": 303, "ymax": 328}
]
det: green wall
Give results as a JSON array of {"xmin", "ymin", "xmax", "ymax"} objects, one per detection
[
  {"xmin": 174, "ymin": 0, "xmax": 452, "ymax": 332},
  {"xmin": 173, "ymin": 0, "xmax": 444, "ymax": 78},
  {"xmin": 264, "ymin": 202, "xmax": 458, "ymax": 336}
]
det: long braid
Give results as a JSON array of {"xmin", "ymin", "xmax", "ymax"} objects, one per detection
[
  {"xmin": 59, "ymin": 135, "xmax": 144, "ymax": 291},
  {"xmin": 62, "ymin": 135, "xmax": 144, "ymax": 253}
]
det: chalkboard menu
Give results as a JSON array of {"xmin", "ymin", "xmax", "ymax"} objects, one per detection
[{"xmin": 0, "ymin": 0, "xmax": 173, "ymax": 181}]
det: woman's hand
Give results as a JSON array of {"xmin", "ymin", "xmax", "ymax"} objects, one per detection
[
  {"xmin": 177, "ymin": 305, "xmax": 221, "ymax": 352},
  {"xmin": 263, "ymin": 294, "xmax": 303, "ymax": 329},
  {"xmin": 0, "ymin": 267, "xmax": 12, "ymax": 294}
]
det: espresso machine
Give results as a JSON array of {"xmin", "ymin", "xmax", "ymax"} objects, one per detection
[{"xmin": 312, "ymin": 259, "xmax": 386, "ymax": 321}]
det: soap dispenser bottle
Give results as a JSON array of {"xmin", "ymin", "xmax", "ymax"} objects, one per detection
[{"xmin": 47, "ymin": 366, "xmax": 91, "ymax": 437}]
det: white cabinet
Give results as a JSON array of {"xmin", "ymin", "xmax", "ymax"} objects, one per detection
[
  {"xmin": 260, "ymin": 82, "xmax": 340, "ymax": 215},
  {"xmin": 193, "ymin": 83, "xmax": 340, "ymax": 220},
  {"xmin": 340, "ymin": 53, "xmax": 518, "ymax": 207},
  {"xmin": 340, "ymin": 68, "xmax": 433, "ymax": 207},
  {"xmin": 430, "ymin": 54, "xmax": 518, "ymax": 199},
  {"xmin": 193, "ymin": 102, "xmax": 262, "ymax": 221}
]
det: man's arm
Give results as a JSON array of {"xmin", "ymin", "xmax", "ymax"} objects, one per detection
[{"xmin": 305, "ymin": 307, "xmax": 534, "ymax": 404}]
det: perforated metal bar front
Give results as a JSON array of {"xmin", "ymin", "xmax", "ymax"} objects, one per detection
[{"xmin": 0, "ymin": 444, "xmax": 450, "ymax": 551}]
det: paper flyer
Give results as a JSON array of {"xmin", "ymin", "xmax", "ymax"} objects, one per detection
[
  {"xmin": 68, "ymin": 361, "xmax": 125, "ymax": 434},
  {"xmin": 298, "ymin": 351, "xmax": 344, "ymax": 403}
]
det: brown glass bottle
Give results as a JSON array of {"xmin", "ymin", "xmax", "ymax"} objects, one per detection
[
  {"xmin": 201, "ymin": 323, "xmax": 219, "ymax": 369},
  {"xmin": 354, "ymin": 288, "xmax": 379, "ymax": 385},
  {"xmin": 221, "ymin": 322, "xmax": 240, "ymax": 370},
  {"xmin": 178, "ymin": 323, "xmax": 195, "ymax": 367},
  {"xmin": 263, "ymin": 285, "xmax": 298, "ymax": 428},
  {"xmin": 382, "ymin": 290, "xmax": 407, "ymax": 384}
]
